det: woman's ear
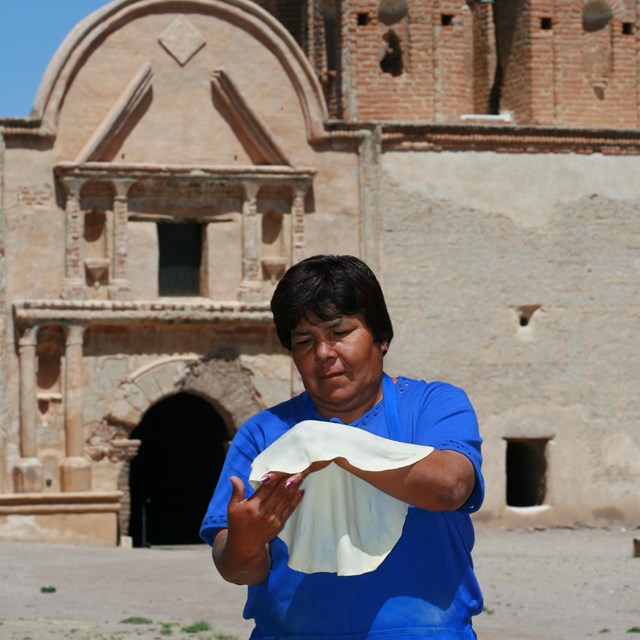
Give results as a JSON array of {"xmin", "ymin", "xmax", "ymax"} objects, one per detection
[{"xmin": 381, "ymin": 342, "xmax": 389, "ymax": 354}]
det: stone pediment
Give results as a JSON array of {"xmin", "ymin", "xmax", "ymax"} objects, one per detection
[
  {"xmin": 74, "ymin": 61, "xmax": 290, "ymax": 167},
  {"xmin": 34, "ymin": 0, "xmax": 327, "ymax": 157}
]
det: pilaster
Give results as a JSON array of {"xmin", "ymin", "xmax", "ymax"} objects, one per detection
[
  {"xmin": 61, "ymin": 323, "xmax": 91, "ymax": 492},
  {"xmin": 60, "ymin": 177, "xmax": 87, "ymax": 299},
  {"xmin": 13, "ymin": 327, "xmax": 43, "ymax": 492},
  {"xmin": 238, "ymin": 182, "xmax": 262, "ymax": 302},
  {"xmin": 291, "ymin": 184, "xmax": 308, "ymax": 265},
  {"xmin": 109, "ymin": 179, "xmax": 133, "ymax": 300}
]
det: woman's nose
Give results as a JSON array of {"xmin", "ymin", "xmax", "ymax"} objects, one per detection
[{"xmin": 313, "ymin": 338, "xmax": 336, "ymax": 361}]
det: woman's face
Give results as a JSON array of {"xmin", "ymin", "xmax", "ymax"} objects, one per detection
[{"xmin": 290, "ymin": 314, "xmax": 386, "ymax": 424}]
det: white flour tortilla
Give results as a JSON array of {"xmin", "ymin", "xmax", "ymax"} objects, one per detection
[{"xmin": 249, "ymin": 419, "xmax": 433, "ymax": 576}]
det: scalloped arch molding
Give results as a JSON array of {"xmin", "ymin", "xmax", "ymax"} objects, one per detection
[{"xmin": 106, "ymin": 355, "xmax": 264, "ymax": 434}]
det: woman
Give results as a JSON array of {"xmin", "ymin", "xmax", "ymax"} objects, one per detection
[{"xmin": 200, "ymin": 255, "xmax": 484, "ymax": 639}]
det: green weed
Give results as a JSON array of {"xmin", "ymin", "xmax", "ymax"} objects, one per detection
[
  {"xmin": 627, "ymin": 628, "xmax": 640, "ymax": 634},
  {"xmin": 40, "ymin": 585, "xmax": 56, "ymax": 593},
  {"xmin": 119, "ymin": 616, "xmax": 153, "ymax": 625},
  {"xmin": 181, "ymin": 620, "xmax": 211, "ymax": 633},
  {"xmin": 160, "ymin": 621, "xmax": 180, "ymax": 636}
]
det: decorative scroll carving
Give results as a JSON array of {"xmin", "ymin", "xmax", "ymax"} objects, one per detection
[{"xmin": 88, "ymin": 438, "xmax": 141, "ymax": 463}]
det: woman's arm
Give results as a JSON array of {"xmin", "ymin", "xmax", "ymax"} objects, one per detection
[
  {"xmin": 281, "ymin": 449, "xmax": 475, "ymax": 512},
  {"xmin": 212, "ymin": 474, "xmax": 305, "ymax": 585},
  {"xmin": 335, "ymin": 449, "xmax": 476, "ymax": 511}
]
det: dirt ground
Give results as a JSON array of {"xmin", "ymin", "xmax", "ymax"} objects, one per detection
[{"xmin": 0, "ymin": 526, "xmax": 638, "ymax": 640}]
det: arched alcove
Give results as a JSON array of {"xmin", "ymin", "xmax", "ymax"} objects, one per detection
[{"xmin": 128, "ymin": 392, "xmax": 228, "ymax": 547}]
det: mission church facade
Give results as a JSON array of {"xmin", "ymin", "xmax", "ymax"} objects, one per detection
[{"xmin": 0, "ymin": 0, "xmax": 639, "ymax": 545}]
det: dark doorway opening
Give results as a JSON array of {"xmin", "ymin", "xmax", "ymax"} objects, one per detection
[
  {"xmin": 129, "ymin": 393, "xmax": 228, "ymax": 547},
  {"xmin": 505, "ymin": 438, "xmax": 549, "ymax": 507}
]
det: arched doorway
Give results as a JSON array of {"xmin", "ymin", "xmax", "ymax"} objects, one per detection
[{"xmin": 128, "ymin": 393, "xmax": 228, "ymax": 547}]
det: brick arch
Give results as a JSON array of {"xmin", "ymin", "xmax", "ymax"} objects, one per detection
[
  {"xmin": 105, "ymin": 355, "xmax": 264, "ymax": 435},
  {"xmin": 34, "ymin": 0, "xmax": 328, "ymax": 141}
]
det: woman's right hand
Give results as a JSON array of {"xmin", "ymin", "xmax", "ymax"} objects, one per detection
[
  {"xmin": 212, "ymin": 474, "xmax": 304, "ymax": 585},
  {"xmin": 227, "ymin": 474, "xmax": 305, "ymax": 548}
]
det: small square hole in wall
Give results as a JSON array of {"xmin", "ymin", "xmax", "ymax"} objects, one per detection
[
  {"xmin": 441, "ymin": 14, "xmax": 454, "ymax": 27},
  {"xmin": 622, "ymin": 22, "xmax": 634, "ymax": 35},
  {"xmin": 505, "ymin": 438, "xmax": 550, "ymax": 507},
  {"xmin": 357, "ymin": 12, "xmax": 370, "ymax": 26},
  {"xmin": 540, "ymin": 17, "xmax": 553, "ymax": 30}
]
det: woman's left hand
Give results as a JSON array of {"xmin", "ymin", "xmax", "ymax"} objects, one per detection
[{"xmin": 270, "ymin": 458, "xmax": 343, "ymax": 491}]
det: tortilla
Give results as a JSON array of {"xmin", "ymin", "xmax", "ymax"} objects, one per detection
[{"xmin": 249, "ymin": 419, "xmax": 433, "ymax": 576}]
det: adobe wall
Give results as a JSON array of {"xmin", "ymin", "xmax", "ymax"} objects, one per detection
[
  {"xmin": 380, "ymin": 149, "xmax": 640, "ymax": 526},
  {"xmin": 2, "ymin": 0, "xmax": 640, "ymax": 544},
  {"xmin": 0, "ymin": 133, "xmax": 7, "ymax": 496},
  {"xmin": 0, "ymin": 0, "xmax": 352, "ymax": 544}
]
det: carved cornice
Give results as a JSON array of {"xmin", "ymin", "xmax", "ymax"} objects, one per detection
[
  {"xmin": 377, "ymin": 123, "xmax": 640, "ymax": 155},
  {"xmin": 10, "ymin": 118, "xmax": 640, "ymax": 156},
  {"xmin": 13, "ymin": 299, "xmax": 274, "ymax": 329},
  {"xmin": 54, "ymin": 162, "xmax": 315, "ymax": 192},
  {"xmin": 0, "ymin": 491, "xmax": 123, "ymax": 514}
]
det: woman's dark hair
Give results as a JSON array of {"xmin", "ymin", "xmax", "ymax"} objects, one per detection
[{"xmin": 270, "ymin": 255, "xmax": 394, "ymax": 351}]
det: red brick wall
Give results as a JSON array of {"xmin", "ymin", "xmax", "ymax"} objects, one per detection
[
  {"xmin": 495, "ymin": 0, "xmax": 533, "ymax": 122},
  {"xmin": 254, "ymin": 0, "xmax": 640, "ymax": 129},
  {"xmin": 472, "ymin": 4, "xmax": 497, "ymax": 115},
  {"xmin": 338, "ymin": 0, "xmax": 482, "ymax": 122},
  {"xmin": 550, "ymin": 2, "xmax": 638, "ymax": 128}
]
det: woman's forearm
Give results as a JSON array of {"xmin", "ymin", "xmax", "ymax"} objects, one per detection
[
  {"xmin": 337, "ymin": 449, "xmax": 476, "ymax": 512},
  {"xmin": 212, "ymin": 529, "xmax": 271, "ymax": 585}
]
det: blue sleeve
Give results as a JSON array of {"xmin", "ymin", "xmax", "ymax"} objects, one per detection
[
  {"xmin": 199, "ymin": 419, "xmax": 262, "ymax": 546},
  {"xmin": 407, "ymin": 381, "xmax": 484, "ymax": 514}
]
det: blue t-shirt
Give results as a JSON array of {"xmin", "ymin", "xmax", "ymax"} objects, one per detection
[{"xmin": 200, "ymin": 376, "xmax": 484, "ymax": 639}]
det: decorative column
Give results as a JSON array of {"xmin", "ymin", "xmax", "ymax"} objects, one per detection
[
  {"xmin": 237, "ymin": 181, "xmax": 262, "ymax": 302},
  {"xmin": 13, "ymin": 326, "xmax": 43, "ymax": 492},
  {"xmin": 291, "ymin": 183, "xmax": 309, "ymax": 265},
  {"xmin": 60, "ymin": 323, "xmax": 91, "ymax": 492},
  {"xmin": 109, "ymin": 179, "xmax": 133, "ymax": 300},
  {"xmin": 61, "ymin": 177, "xmax": 87, "ymax": 299}
]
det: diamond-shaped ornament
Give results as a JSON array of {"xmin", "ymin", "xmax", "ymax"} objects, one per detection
[{"xmin": 159, "ymin": 15, "xmax": 206, "ymax": 66}]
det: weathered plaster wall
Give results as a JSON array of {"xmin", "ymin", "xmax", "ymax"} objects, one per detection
[
  {"xmin": 0, "ymin": 133, "xmax": 7, "ymax": 495},
  {"xmin": 2, "ymin": 146, "xmax": 63, "ymax": 301},
  {"xmin": 381, "ymin": 150, "xmax": 640, "ymax": 526}
]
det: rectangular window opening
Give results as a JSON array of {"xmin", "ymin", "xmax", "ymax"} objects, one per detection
[
  {"xmin": 357, "ymin": 12, "xmax": 370, "ymax": 26},
  {"xmin": 622, "ymin": 22, "xmax": 634, "ymax": 35},
  {"xmin": 540, "ymin": 17, "xmax": 553, "ymax": 30},
  {"xmin": 157, "ymin": 222, "xmax": 203, "ymax": 297},
  {"xmin": 505, "ymin": 438, "xmax": 550, "ymax": 507},
  {"xmin": 441, "ymin": 14, "xmax": 454, "ymax": 27}
]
